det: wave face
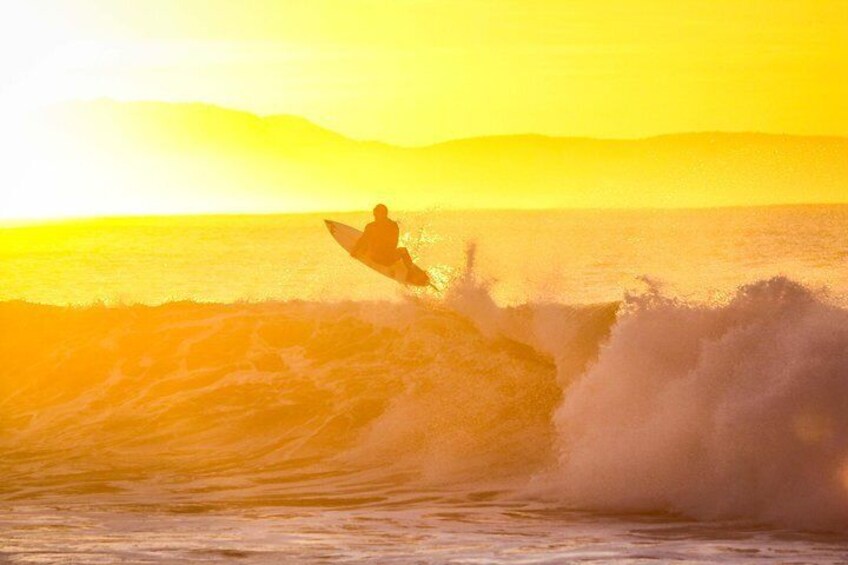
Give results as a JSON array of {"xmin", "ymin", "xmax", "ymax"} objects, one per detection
[
  {"xmin": 2, "ymin": 276, "xmax": 848, "ymax": 531},
  {"xmin": 0, "ymin": 292, "xmax": 614, "ymax": 506}
]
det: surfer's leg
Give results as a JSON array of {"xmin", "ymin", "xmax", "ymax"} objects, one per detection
[{"xmin": 397, "ymin": 247, "xmax": 414, "ymax": 269}]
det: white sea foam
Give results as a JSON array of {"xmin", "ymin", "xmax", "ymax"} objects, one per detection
[{"xmin": 542, "ymin": 277, "xmax": 848, "ymax": 531}]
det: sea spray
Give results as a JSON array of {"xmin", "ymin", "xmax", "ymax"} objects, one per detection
[{"xmin": 546, "ymin": 277, "xmax": 848, "ymax": 531}]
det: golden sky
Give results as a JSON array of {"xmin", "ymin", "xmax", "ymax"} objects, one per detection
[{"xmin": 2, "ymin": 0, "xmax": 847, "ymax": 145}]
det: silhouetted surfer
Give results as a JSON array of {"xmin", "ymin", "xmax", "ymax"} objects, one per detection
[{"xmin": 351, "ymin": 204, "xmax": 416, "ymax": 271}]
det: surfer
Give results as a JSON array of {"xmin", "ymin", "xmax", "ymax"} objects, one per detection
[{"xmin": 351, "ymin": 204, "xmax": 416, "ymax": 270}]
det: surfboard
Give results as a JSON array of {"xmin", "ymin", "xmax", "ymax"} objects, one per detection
[{"xmin": 324, "ymin": 220, "xmax": 431, "ymax": 287}]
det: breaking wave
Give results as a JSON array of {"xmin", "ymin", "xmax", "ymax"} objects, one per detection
[
  {"xmin": 1, "ymin": 274, "xmax": 847, "ymax": 531},
  {"xmin": 542, "ymin": 277, "xmax": 848, "ymax": 531}
]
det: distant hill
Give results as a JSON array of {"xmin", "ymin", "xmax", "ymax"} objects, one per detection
[{"xmin": 6, "ymin": 100, "xmax": 848, "ymax": 217}]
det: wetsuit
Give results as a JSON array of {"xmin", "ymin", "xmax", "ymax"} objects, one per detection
[{"xmin": 354, "ymin": 219, "xmax": 401, "ymax": 266}]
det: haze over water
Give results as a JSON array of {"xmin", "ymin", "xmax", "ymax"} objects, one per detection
[{"xmin": 3, "ymin": 206, "xmax": 848, "ymax": 563}]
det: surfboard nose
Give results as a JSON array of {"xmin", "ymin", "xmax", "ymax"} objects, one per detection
[{"xmin": 324, "ymin": 219, "xmax": 335, "ymax": 233}]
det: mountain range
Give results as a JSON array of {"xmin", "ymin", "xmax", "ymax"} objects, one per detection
[{"xmin": 9, "ymin": 100, "xmax": 848, "ymax": 215}]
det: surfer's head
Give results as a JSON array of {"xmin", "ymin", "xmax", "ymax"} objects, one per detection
[{"xmin": 373, "ymin": 204, "xmax": 388, "ymax": 220}]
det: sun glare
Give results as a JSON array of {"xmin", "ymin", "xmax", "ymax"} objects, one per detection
[{"xmin": 1, "ymin": 1, "xmax": 847, "ymax": 221}]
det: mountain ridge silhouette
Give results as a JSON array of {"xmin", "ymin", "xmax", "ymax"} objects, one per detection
[{"xmin": 11, "ymin": 99, "xmax": 848, "ymax": 214}]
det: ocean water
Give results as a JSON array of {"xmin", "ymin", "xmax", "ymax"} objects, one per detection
[
  {"xmin": 4, "ymin": 206, "xmax": 848, "ymax": 306},
  {"xmin": 2, "ymin": 206, "xmax": 848, "ymax": 563}
]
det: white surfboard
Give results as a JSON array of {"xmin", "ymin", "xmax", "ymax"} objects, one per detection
[{"xmin": 324, "ymin": 220, "xmax": 431, "ymax": 287}]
